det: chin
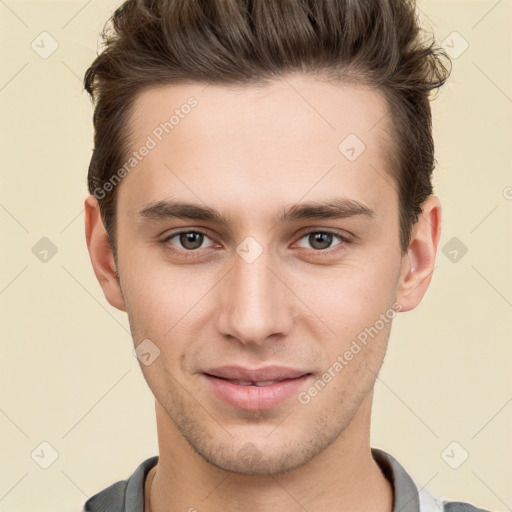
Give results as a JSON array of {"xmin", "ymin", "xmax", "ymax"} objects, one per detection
[{"xmin": 190, "ymin": 437, "xmax": 322, "ymax": 476}]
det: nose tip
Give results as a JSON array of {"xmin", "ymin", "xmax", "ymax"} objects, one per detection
[{"xmin": 215, "ymin": 253, "xmax": 292, "ymax": 345}]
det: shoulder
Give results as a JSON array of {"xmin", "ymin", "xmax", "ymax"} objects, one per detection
[
  {"xmin": 372, "ymin": 447, "xmax": 494, "ymax": 512},
  {"xmin": 81, "ymin": 455, "xmax": 158, "ymax": 512},
  {"xmin": 82, "ymin": 480, "xmax": 127, "ymax": 511},
  {"xmin": 442, "ymin": 501, "xmax": 494, "ymax": 512}
]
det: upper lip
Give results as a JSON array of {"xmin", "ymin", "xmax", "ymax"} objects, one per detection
[{"xmin": 204, "ymin": 365, "xmax": 310, "ymax": 382}]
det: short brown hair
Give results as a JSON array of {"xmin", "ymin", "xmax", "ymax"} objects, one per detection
[{"xmin": 84, "ymin": 0, "xmax": 451, "ymax": 259}]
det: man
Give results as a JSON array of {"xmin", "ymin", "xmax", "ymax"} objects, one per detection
[{"xmin": 81, "ymin": 0, "xmax": 490, "ymax": 511}]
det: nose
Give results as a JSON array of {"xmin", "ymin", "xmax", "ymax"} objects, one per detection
[{"xmin": 216, "ymin": 246, "xmax": 293, "ymax": 346}]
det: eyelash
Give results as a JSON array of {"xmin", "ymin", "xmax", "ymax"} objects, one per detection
[{"xmin": 160, "ymin": 229, "xmax": 349, "ymax": 260}]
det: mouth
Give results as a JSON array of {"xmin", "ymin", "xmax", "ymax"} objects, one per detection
[
  {"xmin": 202, "ymin": 371, "xmax": 312, "ymax": 411},
  {"xmin": 203, "ymin": 364, "xmax": 311, "ymax": 382},
  {"xmin": 206, "ymin": 377, "xmax": 290, "ymax": 386}
]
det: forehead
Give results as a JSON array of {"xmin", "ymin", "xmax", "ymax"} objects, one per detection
[
  {"xmin": 129, "ymin": 77, "xmax": 391, "ymax": 153},
  {"xmin": 118, "ymin": 76, "xmax": 396, "ymax": 222}
]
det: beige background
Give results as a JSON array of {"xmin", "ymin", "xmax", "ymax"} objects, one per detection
[{"xmin": 0, "ymin": 1, "xmax": 511, "ymax": 511}]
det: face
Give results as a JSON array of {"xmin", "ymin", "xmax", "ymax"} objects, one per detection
[{"xmin": 88, "ymin": 76, "xmax": 434, "ymax": 475}]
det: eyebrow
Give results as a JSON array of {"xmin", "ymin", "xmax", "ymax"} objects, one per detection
[{"xmin": 138, "ymin": 197, "xmax": 375, "ymax": 226}]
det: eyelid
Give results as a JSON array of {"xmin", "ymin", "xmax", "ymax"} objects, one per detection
[
  {"xmin": 162, "ymin": 228, "xmax": 217, "ymax": 247},
  {"xmin": 292, "ymin": 227, "xmax": 352, "ymax": 244}
]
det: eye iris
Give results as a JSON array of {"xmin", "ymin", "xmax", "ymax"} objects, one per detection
[
  {"xmin": 310, "ymin": 232, "xmax": 332, "ymax": 250},
  {"xmin": 180, "ymin": 232, "xmax": 203, "ymax": 250}
]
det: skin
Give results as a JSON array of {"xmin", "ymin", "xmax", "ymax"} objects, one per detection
[{"xmin": 85, "ymin": 75, "xmax": 441, "ymax": 512}]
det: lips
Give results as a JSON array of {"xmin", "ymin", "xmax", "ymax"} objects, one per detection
[
  {"xmin": 202, "ymin": 365, "xmax": 312, "ymax": 410},
  {"xmin": 220, "ymin": 379, "xmax": 281, "ymax": 386},
  {"xmin": 203, "ymin": 365, "xmax": 309, "ymax": 382}
]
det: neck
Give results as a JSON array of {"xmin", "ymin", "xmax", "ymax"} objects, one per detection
[{"xmin": 146, "ymin": 392, "xmax": 393, "ymax": 512}]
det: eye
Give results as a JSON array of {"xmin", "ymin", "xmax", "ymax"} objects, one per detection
[
  {"xmin": 295, "ymin": 230, "xmax": 347, "ymax": 252},
  {"xmin": 163, "ymin": 230, "xmax": 216, "ymax": 252},
  {"xmin": 160, "ymin": 228, "xmax": 349, "ymax": 260}
]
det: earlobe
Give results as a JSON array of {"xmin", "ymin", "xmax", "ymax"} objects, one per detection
[
  {"xmin": 84, "ymin": 195, "xmax": 127, "ymax": 312},
  {"xmin": 396, "ymin": 196, "xmax": 442, "ymax": 312}
]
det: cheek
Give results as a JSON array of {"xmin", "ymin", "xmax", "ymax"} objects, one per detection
[
  {"xmin": 118, "ymin": 248, "xmax": 219, "ymax": 365},
  {"xmin": 122, "ymin": 272, "xmax": 200, "ymax": 338},
  {"xmin": 117, "ymin": 248, "xmax": 176, "ymax": 333},
  {"xmin": 291, "ymin": 256, "xmax": 398, "ymax": 335}
]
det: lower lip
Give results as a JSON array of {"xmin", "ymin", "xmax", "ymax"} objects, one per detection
[{"xmin": 203, "ymin": 374, "xmax": 311, "ymax": 411}]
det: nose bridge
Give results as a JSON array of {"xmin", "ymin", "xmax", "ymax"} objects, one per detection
[{"xmin": 216, "ymin": 243, "xmax": 291, "ymax": 344}]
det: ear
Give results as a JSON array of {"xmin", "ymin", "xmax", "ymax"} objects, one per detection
[
  {"xmin": 396, "ymin": 195, "xmax": 441, "ymax": 312},
  {"xmin": 84, "ymin": 195, "xmax": 126, "ymax": 312}
]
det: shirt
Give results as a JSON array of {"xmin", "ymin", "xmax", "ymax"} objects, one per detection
[{"xmin": 82, "ymin": 448, "xmax": 491, "ymax": 512}]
